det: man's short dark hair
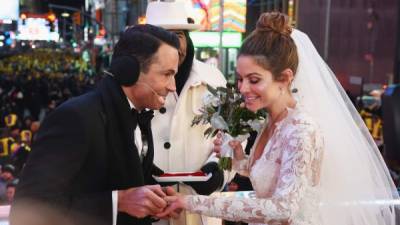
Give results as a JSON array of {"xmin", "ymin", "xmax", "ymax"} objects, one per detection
[{"xmin": 112, "ymin": 24, "xmax": 180, "ymax": 73}]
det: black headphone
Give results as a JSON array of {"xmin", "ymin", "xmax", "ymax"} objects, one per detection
[{"xmin": 107, "ymin": 55, "xmax": 140, "ymax": 86}]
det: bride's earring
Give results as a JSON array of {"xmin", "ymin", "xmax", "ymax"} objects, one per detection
[{"xmin": 290, "ymin": 81, "xmax": 298, "ymax": 93}]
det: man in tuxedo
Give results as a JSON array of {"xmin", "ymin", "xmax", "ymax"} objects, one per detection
[{"xmin": 10, "ymin": 24, "xmax": 180, "ymax": 225}]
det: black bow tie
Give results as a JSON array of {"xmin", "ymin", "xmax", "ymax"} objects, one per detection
[{"xmin": 132, "ymin": 109, "xmax": 154, "ymax": 131}]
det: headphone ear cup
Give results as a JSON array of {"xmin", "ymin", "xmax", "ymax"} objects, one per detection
[{"xmin": 110, "ymin": 55, "xmax": 140, "ymax": 86}]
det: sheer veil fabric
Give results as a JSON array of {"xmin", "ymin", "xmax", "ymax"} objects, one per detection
[{"xmin": 291, "ymin": 29, "xmax": 399, "ymax": 225}]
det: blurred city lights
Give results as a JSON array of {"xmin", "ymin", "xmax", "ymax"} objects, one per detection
[
  {"xmin": 1, "ymin": 19, "xmax": 12, "ymax": 24},
  {"xmin": 47, "ymin": 13, "xmax": 56, "ymax": 22}
]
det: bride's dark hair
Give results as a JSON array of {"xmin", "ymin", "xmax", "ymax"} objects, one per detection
[{"xmin": 239, "ymin": 12, "xmax": 298, "ymax": 81}]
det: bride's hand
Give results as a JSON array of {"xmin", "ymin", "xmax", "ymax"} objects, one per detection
[
  {"xmin": 212, "ymin": 132, "xmax": 223, "ymax": 158},
  {"xmin": 229, "ymin": 140, "xmax": 245, "ymax": 160},
  {"xmin": 156, "ymin": 195, "xmax": 186, "ymax": 218}
]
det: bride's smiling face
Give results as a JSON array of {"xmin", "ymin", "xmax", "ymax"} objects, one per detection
[{"xmin": 236, "ymin": 55, "xmax": 283, "ymax": 112}]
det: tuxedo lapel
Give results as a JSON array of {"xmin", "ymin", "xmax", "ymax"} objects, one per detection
[{"xmin": 98, "ymin": 76, "xmax": 145, "ymax": 189}]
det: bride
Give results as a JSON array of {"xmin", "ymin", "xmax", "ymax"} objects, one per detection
[{"xmin": 157, "ymin": 12, "xmax": 399, "ymax": 225}]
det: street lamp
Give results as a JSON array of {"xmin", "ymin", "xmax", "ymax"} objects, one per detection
[{"xmin": 61, "ymin": 12, "xmax": 70, "ymax": 18}]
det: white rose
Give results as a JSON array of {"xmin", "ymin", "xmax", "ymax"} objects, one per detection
[
  {"xmin": 211, "ymin": 113, "xmax": 229, "ymax": 130},
  {"xmin": 247, "ymin": 119, "xmax": 264, "ymax": 132}
]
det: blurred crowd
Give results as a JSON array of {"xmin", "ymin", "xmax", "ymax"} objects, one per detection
[{"xmin": 0, "ymin": 47, "xmax": 101, "ymax": 205}]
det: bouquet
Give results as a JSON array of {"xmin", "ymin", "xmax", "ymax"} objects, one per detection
[{"xmin": 191, "ymin": 84, "xmax": 266, "ymax": 171}]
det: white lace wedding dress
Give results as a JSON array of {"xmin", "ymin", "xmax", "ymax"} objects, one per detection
[{"xmin": 184, "ymin": 104, "xmax": 324, "ymax": 225}]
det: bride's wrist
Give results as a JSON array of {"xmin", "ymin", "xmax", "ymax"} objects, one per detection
[{"xmin": 181, "ymin": 195, "xmax": 190, "ymax": 210}]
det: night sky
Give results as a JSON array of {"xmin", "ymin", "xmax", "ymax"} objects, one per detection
[
  {"xmin": 47, "ymin": 0, "xmax": 85, "ymax": 8},
  {"xmin": 34, "ymin": 0, "xmax": 85, "ymax": 14}
]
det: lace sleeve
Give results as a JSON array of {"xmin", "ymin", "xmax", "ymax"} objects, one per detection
[
  {"xmin": 232, "ymin": 156, "xmax": 249, "ymax": 177},
  {"xmin": 184, "ymin": 122, "xmax": 323, "ymax": 224}
]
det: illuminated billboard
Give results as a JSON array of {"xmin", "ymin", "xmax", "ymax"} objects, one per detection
[
  {"xmin": 17, "ymin": 18, "xmax": 59, "ymax": 41},
  {"xmin": 189, "ymin": 31, "xmax": 242, "ymax": 48},
  {"xmin": 0, "ymin": 0, "xmax": 19, "ymax": 20},
  {"xmin": 189, "ymin": 0, "xmax": 246, "ymax": 33}
]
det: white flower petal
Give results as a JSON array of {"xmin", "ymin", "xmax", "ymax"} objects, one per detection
[{"xmin": 211, "ymin": 113, "xmax": 229, "ymax": 130}]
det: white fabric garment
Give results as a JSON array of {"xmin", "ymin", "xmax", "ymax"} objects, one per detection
[
  {"xmin": 151, "ymin": 59, "xmax": 228, "ymax": 225},
  {"xmin": 151, "ymin": 59, "xmax": 226, "ymax": 173},
  {"xmin": 112, "ymin": 191, "xmax": 118, "ymax": 225},
  {"xmin": 185, "ymin": 104, "xmax": 324, "ymax": 225},
  {"xmin": 290, "ymin": 29, "xmax": 399, "ymax": 225},
  {"xmin": 183, "ymin": 29, "xmax": 399, "ymax": 225}
]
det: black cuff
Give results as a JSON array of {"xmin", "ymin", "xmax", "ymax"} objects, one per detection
[{"xmin": 184, "ymin": 162, "xmax": 224, "ymax": 195}]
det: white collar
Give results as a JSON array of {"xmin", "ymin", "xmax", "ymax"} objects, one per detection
[
  {"xmin": 127, "ymin": 98, "xmax": 150, "ymax": 112},
  {"xmin": 127, "ymin": 97, "xmax": 136, "ymax": 110}
]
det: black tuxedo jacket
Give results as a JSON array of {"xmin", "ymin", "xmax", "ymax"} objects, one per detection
[{"xmin": 10, "ymin": 76, "xmax": 155, "ymax": 225}]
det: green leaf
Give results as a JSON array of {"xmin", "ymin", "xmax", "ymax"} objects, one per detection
[
  {"xmin": 204, "ymin": 127, "xmax": 214, "ymax": 138},
  {"xmin": 218, "ymin": 157, "xmax": 232, "ymax": 171},
  {"xmin": 211, "ymin": 129, "xmax": 219, "ymax": 137},
  {"xmin": 206, "ymin": 84, "xmax": 218, "ymax": 96},
  {"xmin": 216, "ymin": 86, "xmax": 228, "ymax": 93},
  {"xmin": 191, "ymin": 115, "xmax": 203, "ymax": 126}
]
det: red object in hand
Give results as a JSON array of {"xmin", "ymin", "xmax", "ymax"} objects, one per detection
[{"xmin": 159, "ymin": 171, "xmax": 206, "ymax": 177}]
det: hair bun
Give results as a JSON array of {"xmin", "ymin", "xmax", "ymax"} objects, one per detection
[{"xmin": 256, "ymin": 12, "xmax": 292, "ymax": 36}]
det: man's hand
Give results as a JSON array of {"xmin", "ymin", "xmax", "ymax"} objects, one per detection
[{"xmin": 118, "ymin": 184, "xmax": 167, "ymax": 218}]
